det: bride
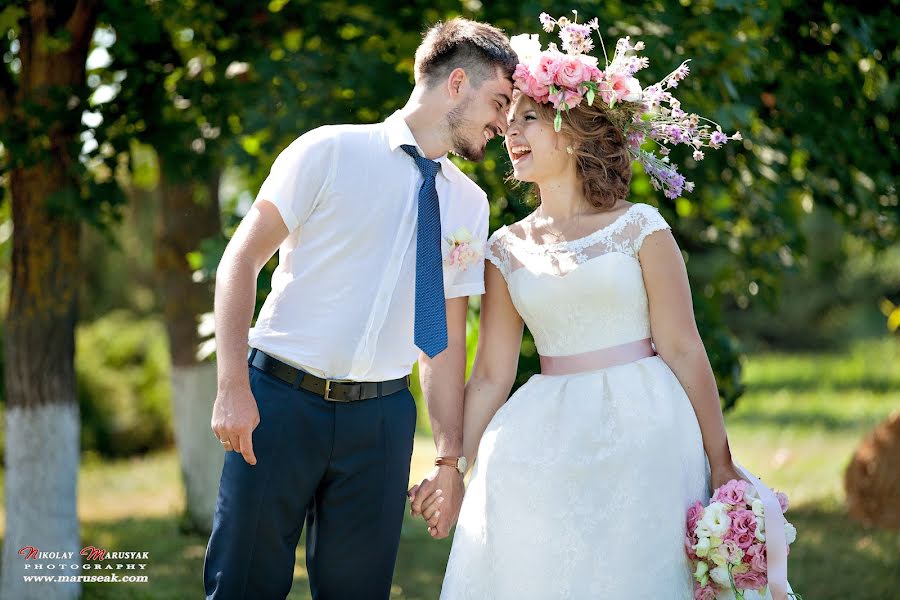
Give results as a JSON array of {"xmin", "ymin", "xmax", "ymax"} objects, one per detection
[{"xmin": 409, "ymin": 14, "xmax": 789, "ymax": 600}]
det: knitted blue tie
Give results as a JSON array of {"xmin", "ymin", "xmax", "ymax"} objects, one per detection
[{"xmin": 401, "ymin": 144, "xmax": 448, "ymax": 358}]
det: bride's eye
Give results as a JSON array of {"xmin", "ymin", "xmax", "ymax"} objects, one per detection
[{"xmin": 524, "ymin": 114, "xmax": 536, "ymax": 121}]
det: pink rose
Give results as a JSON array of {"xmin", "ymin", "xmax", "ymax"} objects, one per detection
[
  {"xmin": 727, "ymin": 510, "xmax": 758, "ymax": 552},
  {"xmin": 686, "ymin": 501, "xmax": 704, "ymax": 533},
  {"xmin": 599, "ymin": 74, "xmax": 642, "ymax": 105},
  {"xmin": 685, "ymin": 534, "xmax": 698, "ymax": 560},
  {"xmin": 693, "ymin": 584, "xmax": 716, "ymax": 600},
  {"xmin": 776, "ymin": 491, "xmax": 790, "ymax": 513},
  {"xmin": 729, "ymin": 509, "xmax": 757, "ymax": 534},
  {"xmin": 727, "ymin": 529, "xmax": 756, "ymax": 551},
  {"xmin": 549, "ymin": 88, "xmax": 583, "ymax": 110},
  {"xmin": 712, "ymin": 479, "xmax": 750, "ymax": 506},
  {"xmin": 555, "ymin": 56, "xmax": 592, "ymax": 89},
  {"xmin": 533, "ymin": 54, "xmax": 562, "ymax": 87},
  {"xmin": 746, "ymin": 542, "xmax": 767, "ymax": 573},
  {"xmin": 514, "ymin": 65, "xmax": 550, "ymax": 104},
  {"xmin": 733, "ymin": 569, "xmax": 768, "ymax": 591},
  {"xmin": 446, "ymin": 242, "xmax": 479, "ymax": 271}
]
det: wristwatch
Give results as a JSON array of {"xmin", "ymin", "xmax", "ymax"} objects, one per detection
[{"xmin": 435, "ymin": 456, "xmax": 468, "ymax": 475}]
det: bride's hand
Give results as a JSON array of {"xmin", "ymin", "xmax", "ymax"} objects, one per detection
[{"xmin": 709, "ymin": 460, "xmax": 747, "ymax": 492}]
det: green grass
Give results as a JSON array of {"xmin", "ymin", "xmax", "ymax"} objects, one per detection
[{"xmin": 1, "ymin": 338, "xmax": 898, "ymax": 599}]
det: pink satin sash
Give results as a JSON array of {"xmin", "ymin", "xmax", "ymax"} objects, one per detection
[
  {"xmin": 539, "ymin": 338, "xmax": 656, "ymax": 376},
  {"xmin": 733, "ymin": 462, "xmax": 790, "ymax": 600}
]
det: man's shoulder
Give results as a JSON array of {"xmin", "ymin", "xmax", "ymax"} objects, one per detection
[
  {"xmin": 442, "ymin": 159, "xmax": 487, "ymax": 201},
  {"xmin": 297, "ymin": 122, "xmax": 384, "ymax": 146}
]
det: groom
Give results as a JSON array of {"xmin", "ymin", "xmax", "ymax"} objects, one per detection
[{"xmin": 203, "ymin": 18, "xmax": 517, "ymax": 600}]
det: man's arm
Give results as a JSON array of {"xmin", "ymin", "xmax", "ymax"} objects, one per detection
[
  {"xmin": 210, "ymin": 200, "xmax": 288, "ymax": 465},
  {"xmin": 408, "ymin": 295, "xmax": 469, "ymax": 538}
]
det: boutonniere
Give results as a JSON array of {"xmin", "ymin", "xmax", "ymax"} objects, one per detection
[{"xmin": 444, "ymin": 227, "xmax": 482, "ymax": 272}]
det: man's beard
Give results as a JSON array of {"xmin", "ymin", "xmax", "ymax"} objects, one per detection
[{"xmin": 447, "ymin": 100, "xmax": 486, "ymax": 162}]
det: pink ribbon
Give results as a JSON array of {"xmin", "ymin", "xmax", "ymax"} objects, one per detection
[
  {"xmin": 539, "ymin": 338, "xmax": 655, "ymax": 375},
  {"xmin": 733, "ymin": 462, "xmax": 789, "ymax": 600}
]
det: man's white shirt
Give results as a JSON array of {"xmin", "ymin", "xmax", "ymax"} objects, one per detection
[{"xmin": 247, "ymin": 112, "xmax": 489, "ymax": 381}]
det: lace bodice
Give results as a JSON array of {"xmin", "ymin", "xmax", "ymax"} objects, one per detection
[{"xmin": 485, "ymin": 203, "xmax": 671, "ymax": 357}]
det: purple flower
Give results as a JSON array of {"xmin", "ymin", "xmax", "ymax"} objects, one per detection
[
  {"xmin": 560, "ymin": 24, "xmax": 594, "ymax": 54},
  {"xmin": 539, "ymin": 12, "xmax": 555, "ymax": 32},
  {"xmin": 709, "ymin": 130, "xmax": 729, "ymax": 147},
  {"xmin": 667, "ymin": 125, "xmax": 687, "ymax": 144},
  {"xmin": 673, "ymin": 62, "xmax": 690, "ymax": 81}
]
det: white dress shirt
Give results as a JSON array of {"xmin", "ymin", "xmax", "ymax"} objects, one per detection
[{"xmin": 247, "ymin": 112, "xmax": 489, "ymax": 381}]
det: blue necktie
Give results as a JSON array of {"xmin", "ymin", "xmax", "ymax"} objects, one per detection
[{"xmin": 401, "ymin": 144, "xmax": 447, "ymax": 359}]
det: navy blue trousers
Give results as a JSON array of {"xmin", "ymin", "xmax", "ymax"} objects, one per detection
[{"xmin": 203, "ymin": 360, "xmax": 417, "ymax": 599}]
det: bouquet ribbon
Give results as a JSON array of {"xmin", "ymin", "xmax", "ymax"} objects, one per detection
[{"xmin": 733, "ymin": 462, "xmax": 788, "ymax": 600}]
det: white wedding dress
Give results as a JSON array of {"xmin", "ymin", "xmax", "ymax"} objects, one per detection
[{"xmin": 440, "ymin": 203, "xmax": 726, "ymax": 599}]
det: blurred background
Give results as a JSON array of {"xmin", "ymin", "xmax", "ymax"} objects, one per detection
[{"xmin": 0, "ymin": 1, "xmax": 897, "ymax": 599}]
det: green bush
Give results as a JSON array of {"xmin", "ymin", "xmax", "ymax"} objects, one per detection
[{"xmin": 76, "ymin": 311, "xmax": 173, "ymax": 458}]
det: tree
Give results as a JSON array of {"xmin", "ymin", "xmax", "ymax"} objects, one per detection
[{"xmin": 1, "ymin": 2, "xmax": 102, "ymax": 598}]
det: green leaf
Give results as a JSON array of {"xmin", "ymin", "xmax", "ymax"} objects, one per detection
[
  {"xmin": 0, "ymin": 6, "xmax": 26, "ymax": 34},
  {"xmin": 553, "ymin": 111, "xmax": 562, "ymax": 131},
  {"xmin": 586, "ymin": 88, "xmax": 595, "ymax": 106}
]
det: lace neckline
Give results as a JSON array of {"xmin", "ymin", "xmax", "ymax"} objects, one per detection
[{"xmin": 502, "ymin": 203, "xmax": 641, "ymax": 251}]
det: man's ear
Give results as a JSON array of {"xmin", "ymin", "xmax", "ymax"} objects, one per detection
[{"xmin": 446, "ymin": 67, "xmax": 467, "ymax": 100}]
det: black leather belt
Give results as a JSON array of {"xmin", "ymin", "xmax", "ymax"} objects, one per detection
[{"xmin": 248, "ymin": 348, "xmax": 410, "ymax": 402}]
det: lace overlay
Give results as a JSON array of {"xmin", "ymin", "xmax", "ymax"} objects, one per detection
[
  {"xmin": 441, "ymin": 203, "xmax": 765, "ymax": 599},
  {"xmin": 484, "ymin": 203, "xmax": 671, "ymax": 356}
]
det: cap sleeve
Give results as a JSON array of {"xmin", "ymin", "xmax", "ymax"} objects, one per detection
[
  {"xmin": 632, "ymin": 204, "xmax": 672, "ymax": 254},
  {"xmin": 485, "ymin": 227, "xmax": 510, "ymax": 280}
]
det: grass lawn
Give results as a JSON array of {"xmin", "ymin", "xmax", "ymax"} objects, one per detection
[{"xmin": 1, "ymin": 338, "xmax": 897, "ymax": 599}]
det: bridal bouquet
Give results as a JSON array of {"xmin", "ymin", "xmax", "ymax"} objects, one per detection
[{"xmin": 686, "ymin": 479, "xmax": 802, "ymax": 600}]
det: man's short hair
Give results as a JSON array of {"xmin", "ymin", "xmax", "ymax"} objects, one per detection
[{"xmin": 414, "ymin": 18, "xmax": 519, "ymax": 88}]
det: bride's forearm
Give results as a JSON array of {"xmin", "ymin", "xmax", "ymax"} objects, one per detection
[
  {"xmin": 462, "ymin": 374, "xmax": 512, "ymax": 469},
  {"xmin": 660, "ymin": 340, "xmax": 733, "ymax": 470}
]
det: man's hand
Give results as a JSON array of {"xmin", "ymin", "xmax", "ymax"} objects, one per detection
[
  {"xmin": 408, "ymin": 465, "xmax": 464, "ymax": 539},
  {"xmin": 211, "ymin": 383, "xmax": 260, "ymax": 465}
]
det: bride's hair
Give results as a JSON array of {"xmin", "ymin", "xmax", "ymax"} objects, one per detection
[{"xmin": 514, "ymin": 93, "xmax": 634, "ymax": 211}]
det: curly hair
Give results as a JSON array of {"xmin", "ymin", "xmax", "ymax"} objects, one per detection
[{"xmin": 515, "ymin": 93, "xmax": 636, "ymax": 211}]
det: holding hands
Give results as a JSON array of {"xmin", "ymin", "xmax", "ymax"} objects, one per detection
[{"xmin": 408, "ymin": 460, "xmax": 466, "ymax": 539}]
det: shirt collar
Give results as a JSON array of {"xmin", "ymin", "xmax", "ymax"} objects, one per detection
[{"xmin": 385, "ymin": 111, "xmax": 459, "ymax": 183}]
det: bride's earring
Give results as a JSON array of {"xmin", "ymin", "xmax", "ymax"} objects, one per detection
[{"xmin": 566, "ymin": 146, "xmax": 575, "ymax": 154}]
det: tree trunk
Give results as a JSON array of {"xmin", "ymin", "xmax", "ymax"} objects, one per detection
[
  {"xmin": 2, "ymin": 3, "xmax": 98, "ymax": 598},
  {"xmin": 155, "ymin": 169, "xmax": 223, "ymax": 534}
]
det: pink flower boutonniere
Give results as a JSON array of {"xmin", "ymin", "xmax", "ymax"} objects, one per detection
[{"xmin": 444, "ymin": 227, "xmax": 482, "ymax": 272}]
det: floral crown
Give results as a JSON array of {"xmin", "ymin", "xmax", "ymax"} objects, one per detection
[{"xmin": 510, "ymin": 11, "xmax": 742, "ymax": 199}]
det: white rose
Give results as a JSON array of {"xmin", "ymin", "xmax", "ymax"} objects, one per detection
[
  {"xmin": 577, "ymin": 54, "xmax": 599, "ymax": 69},
  {"xmin": 755, "ymin": 526, "xmax": 766, "ymax": 542},
  {"xmin": 784, "ymin": 522, "xmax": 797, "ymax": 544},
  {"xmin": 451, "ymin": 227, "xmax": 473, "ymax": 244},
  {"xmin": 622, "ymin": 77, "xmax": 643, "ymax": 102},
  {"xmin": 700, "ymin": 502, "xmax": 732, "ymax": 538},
  {"xmin": 694, "ymin": 537, "xmax": 711, "ymax": 558},
  {"xmin": 751, "ymin": 499, "xmax": 765, "ymax": 517},
  {"xmin": 694, "ymin": 561, "xmax": 709, "ymax": 581},
  {"xmin": 694, "ymin": 520, "xmax": 712, "ymax": 539},
  {"xmin": 709, "ymin": 565, "xmax": 731, "ymax": 587},
  {"xmin": 510, "ymin": 34, "xmax": 542, "ymax": 67},
  {"xmin": 709, "ymin": 545, "xmax": 729, "ymax": 567}
]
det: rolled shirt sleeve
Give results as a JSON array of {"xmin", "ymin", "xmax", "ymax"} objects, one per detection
[
  {"xmin": 442, "ymin": 191, "xmax": 489, "ymax": 298},
  {"xmin": 255, "ymin": 126, "xmax": 337, "ymax": 234}
]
